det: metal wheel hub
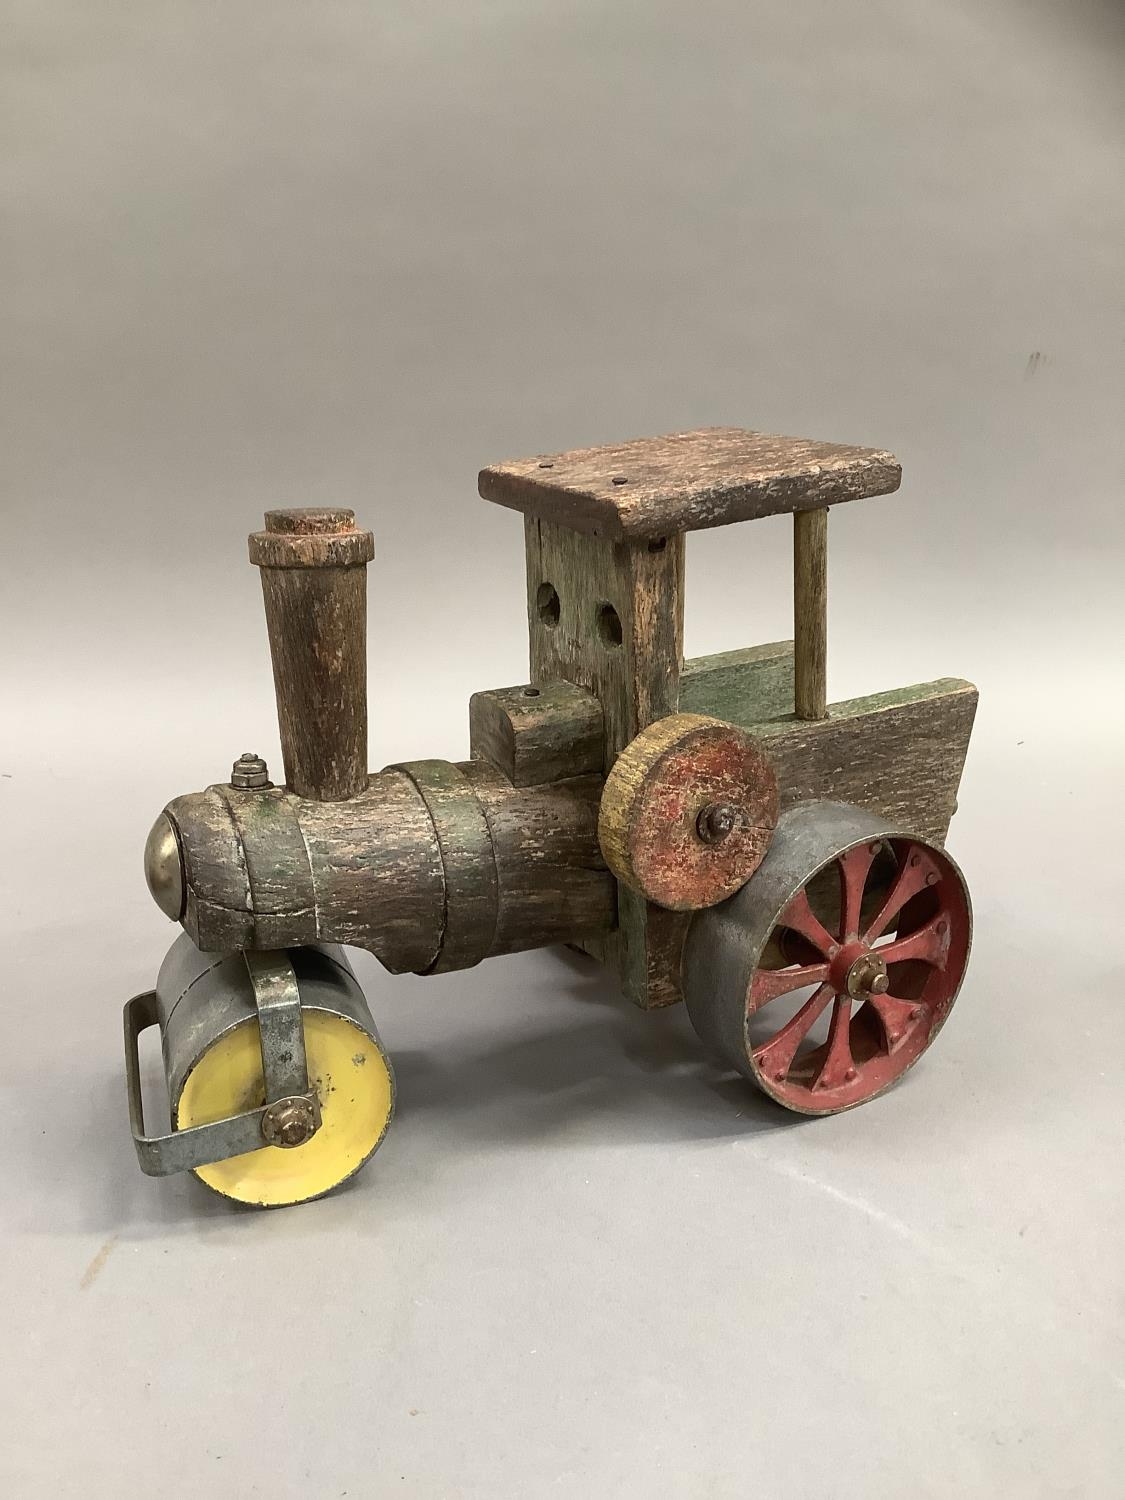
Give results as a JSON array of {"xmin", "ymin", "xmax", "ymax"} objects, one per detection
[
  {"xmin": 261, "ymin": 1096, "xmax": 320, "ymax": 1148},
  {"xmin": 836, "ymin": 945, "xmax": 889, "ymax": 999}
]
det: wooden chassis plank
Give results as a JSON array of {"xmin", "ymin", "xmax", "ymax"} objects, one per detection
[{"xmin": 750, "ymin": 679, "xmax": 978, "ymax": 844}]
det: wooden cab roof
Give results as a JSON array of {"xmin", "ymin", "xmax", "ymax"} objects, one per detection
[{"xmin": 479, "ymin": 427, "xmax": 901, "ymax": 542}]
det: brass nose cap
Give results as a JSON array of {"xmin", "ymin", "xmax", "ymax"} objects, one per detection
[{"xmin": 144, "ymin": 812, "xmax": 185, "ymax": 922}]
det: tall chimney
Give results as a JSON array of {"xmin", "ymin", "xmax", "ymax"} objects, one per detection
[{"xmin": 248, "ymin": 507, "xmax": 373, "ymax": 800}]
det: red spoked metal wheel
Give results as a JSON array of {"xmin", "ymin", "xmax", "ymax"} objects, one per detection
[{"xmin": 682, "ymin": 800, "xmax": 972, "ymax": 1116}]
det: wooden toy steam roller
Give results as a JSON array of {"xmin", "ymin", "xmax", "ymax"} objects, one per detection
[{"xmin": 126, "ymin": 428, "xmax": 976, "ymax": 1207}]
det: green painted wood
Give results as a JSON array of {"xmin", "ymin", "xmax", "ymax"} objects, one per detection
[
  {"xmin": 524, "ymin": 519, "xmax": 684, "ymax": 764},
  {"xmin": 460, "ymin": 763, "xmax": 616, "ymax": 957},
  {"xmin": 167, "ymin": 763, "xmax": 617, "ymax": 975},
  {"xmin": 524, "ymin": 516, "xmax": 686, "ymax": 1007},
  {"xmin": 391, "ymin": 759, "xmax": 500, "ymax": 973},
  {"xmin": 168, "ymin": 774, "xmax": 447, "ymax": 971},
  {"xmin": 679, "ymin": 641, "xmax": 795, "ymax": 724}
]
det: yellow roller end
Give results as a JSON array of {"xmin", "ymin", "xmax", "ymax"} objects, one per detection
[{"xmin": 175, "ymin": 1010, "xmax": 394, "ymax": 1207}]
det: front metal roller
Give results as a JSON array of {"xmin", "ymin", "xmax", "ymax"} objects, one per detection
[
  {"xmin": 125, "ymin": 935, "xmax": 394, "ymax": 1207},
  {"xmin": 683, "ymin": 800, "xmax": 972, "ymax": 1115}
]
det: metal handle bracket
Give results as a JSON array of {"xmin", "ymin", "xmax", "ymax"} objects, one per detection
[{"xmin": 123, "ymin": 951, "xmax": 321, "ymax": 1178}]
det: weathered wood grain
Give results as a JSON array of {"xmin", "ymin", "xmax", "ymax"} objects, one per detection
[
  {"xmin": 460, "ymin": 763, "xmax": 616, "ymax": 956},
  {"xmin": 480, "ymin": 428, "xmax": 901, "ymax": 541},
  {"xmin": 749, "ymin": 679, "xmax": 979, "ymax": 844},
  {"xmin": 169, "ymin": 773, "xmax": 446, "ymax": 971},
  {"xmin": 524, "ymin": 518, "xmax": 685, "ymax": 761},
  {"xmin": 597, "ymin": 712, "xmax": 778, "ymax": 911},
  {"xmin": 793, "ymin": 507, "xmax": 828, "ymax": 720},
  {"xmin": 614, "ymin": 894, "xmax": 691, "ymax": 1011},
  {"xmin": 469, "ymin": 680, "xmax": 603, "ymax": 786},
  {"xmin": 214, "ymin": 782, "xmax": 316, "ymax": 926},
  {"xmin": 167, "ymin": 763, "xmax": 616, "ymax": 974},
  {"xmin": 291, "ymin": 773, "xmax": 447, "ymax": 969},
  {"xmin": 393, "ymin": 759, "xmax": 499, "ymax": 973},
  {"xmin": 679, "ymin": 641, "xmax": 795, "ymax": 723},
  {"xmin": 524, "ymin": 515, "xmax": 686, "ymax": 1007},
  {"xmin": 249, "ymin": 508, "xmax": 374, "ymax": 802},
  {"xmin": 167, "ymin": 787, "xmax": 257, "ymax": 954}
]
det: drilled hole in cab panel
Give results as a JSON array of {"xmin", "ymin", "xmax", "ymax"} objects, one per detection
[
  {"xmin": 597, "ymin": 603, "xmax": 623, "ymax": 647},
  {"xmin": 537, "ymin": 583, "xmax": 560, "ymax": 627}
]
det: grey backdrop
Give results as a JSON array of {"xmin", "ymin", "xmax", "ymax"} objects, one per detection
[{"xmin": 3, "ymin": 2, "xmax": 1123, "ymax": 1495}]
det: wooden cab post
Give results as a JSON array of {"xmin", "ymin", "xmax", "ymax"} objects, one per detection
[{"xmin": 794, "ymin": 507, "xmax": 829, "ymax": 719}]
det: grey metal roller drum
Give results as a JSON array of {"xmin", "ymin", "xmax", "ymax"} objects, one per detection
[
  {"xmin": 150, "ymin": 934, "xmax": 396, "ymax": 1205},
  {"xmin": 154, "ymin": 936, "xmax": 385, "ymax": 1117}
]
